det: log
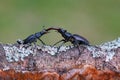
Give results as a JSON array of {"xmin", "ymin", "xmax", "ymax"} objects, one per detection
[{"xmin": 0, "ymin": 38, "xmax": 120, "ymax": 80}]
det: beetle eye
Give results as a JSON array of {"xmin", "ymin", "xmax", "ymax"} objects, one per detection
[{"xmin": 61, "ymin": 29, "xmax": 66, "ymax": 33}]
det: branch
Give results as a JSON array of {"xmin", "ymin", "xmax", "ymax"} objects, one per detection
[{"xmin": 0, "ymin": 38, "xmax": 120, "ymax": 79}]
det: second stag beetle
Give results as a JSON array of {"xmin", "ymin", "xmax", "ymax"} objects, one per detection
[
  {"xmin": 47, "ymin": 27, "xmax": 90, "ymax": 55},
  {"xmin": 17, "ymin": 28, "xmax": 52, "ymax": 45}
]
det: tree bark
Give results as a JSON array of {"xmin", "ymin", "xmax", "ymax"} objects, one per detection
[{"xmin": 0, "ymin": 38, "xmax": 120, "ymax": 80}]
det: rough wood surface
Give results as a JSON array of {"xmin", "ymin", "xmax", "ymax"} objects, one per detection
[{"xmin": 0, "ymin": 38, "xmax": 120, "ymax": 80}]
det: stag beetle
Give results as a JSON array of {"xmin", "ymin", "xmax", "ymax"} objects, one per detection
[
  {"xmin": 46, "ymin": 27, "xmax": 90, "ymax": 55},
  {"xmin": 17, "ymin": 28, "xmax": 51, "ymax": 45}
]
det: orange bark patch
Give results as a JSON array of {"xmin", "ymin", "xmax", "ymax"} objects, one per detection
[{"xmin": 0, "ymin": 66, "xmax": 120, "ymax": 80}]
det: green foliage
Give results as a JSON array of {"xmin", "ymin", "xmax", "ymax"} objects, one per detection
[{"xmin": 0, "ymin": 0, "xmax": 120, "ymax": 45}]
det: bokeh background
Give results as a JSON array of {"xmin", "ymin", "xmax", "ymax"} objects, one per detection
[{"xmin": 0, "ymin": 0, "xmax": 120, "ymax": 45}]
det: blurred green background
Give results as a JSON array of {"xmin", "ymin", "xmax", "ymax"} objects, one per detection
[{"xmin": 0, "ymin": 0, "xmax": 120, "ymax": 45}]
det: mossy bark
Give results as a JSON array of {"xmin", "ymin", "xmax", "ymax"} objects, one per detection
[{"xmin": 0, "ymin": 38, "xmax": 120, "ymax": 80}]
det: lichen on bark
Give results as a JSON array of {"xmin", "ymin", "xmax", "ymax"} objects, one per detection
[{"xmin": 0, "ymin": 38, "xmax": 120, "ymax": 79}]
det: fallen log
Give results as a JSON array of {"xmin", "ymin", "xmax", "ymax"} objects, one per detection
[{"xmin": 0, "ymin": 38, "xmax": 120, "ymax": 80}]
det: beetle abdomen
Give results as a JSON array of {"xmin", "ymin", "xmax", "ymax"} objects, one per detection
[{"xmin": 73, "ymin": 34, "xmax": 89, "ymax": 45}]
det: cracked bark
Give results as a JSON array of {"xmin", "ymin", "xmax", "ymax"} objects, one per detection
[{"xmin": 0, "ymin": 38, "xmax": 120, "ymax": 80}]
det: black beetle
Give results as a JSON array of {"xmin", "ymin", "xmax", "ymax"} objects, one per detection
[
  {"xmin": 46, "ymin": 27, "xmax": 90, "ymax": 54},
  {"xmin": 17, "ymin": 29, "xmax": 49, "ymax": 45}
]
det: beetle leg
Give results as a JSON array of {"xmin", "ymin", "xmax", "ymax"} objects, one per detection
[
  {"xmin": 76, "ymin": 43, "xmax": 81, "ymax": 55},
  {"xmin": 74, "ymin": 41, "xmax": 81, "ymax": 55},
  {"xmin": 57, "ymin": 40, "xmax": 66, "ymax": 52},
  {"xmin": 33, "ymin": 41, "xmax": 37, "ymax": 48},
  {"xmin": 52, "ymin": 39, "xmax": 65, "ymax": 47},
  {"xmin": 37, "ymin": 38, "xmax": 46, "ymax": 45}
]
